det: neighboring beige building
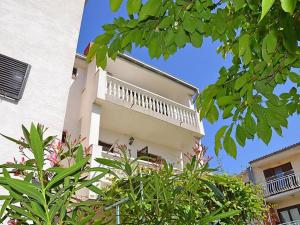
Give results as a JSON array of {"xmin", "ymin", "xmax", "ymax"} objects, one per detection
[
  {"xmin": 0, "ymin": 1, "xmax": 204, "ymax": 191},
  {"xmin": 247, "ymin": 143, "xmax": 300, "ymax": 225}
]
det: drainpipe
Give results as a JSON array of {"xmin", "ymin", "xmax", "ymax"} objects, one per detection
[{"xmin": 247, "ymin": 166, "xmax": 256, "ymax": 184}]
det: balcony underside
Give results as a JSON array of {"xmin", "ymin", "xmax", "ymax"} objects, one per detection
[
  {"xmin": 96, "ymin": 98, "xmax": 202, "ymax": 150},
  {"xmin": 266, "ymin": 187, "xmax": 300, "ymax": 203}
]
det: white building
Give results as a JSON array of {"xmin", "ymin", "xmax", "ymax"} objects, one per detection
[{"xmin": 0, "ymin": 1, "xmax": 204, "ymax": 173}]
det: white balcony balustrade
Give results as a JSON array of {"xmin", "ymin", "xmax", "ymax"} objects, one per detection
[
  {"xmin": 262, "ymin": 173, "xmax": 300, "ymax": 197},
  {"xmin": 106, "ymin": 75, "xmax": 198, "ymax": 130}
]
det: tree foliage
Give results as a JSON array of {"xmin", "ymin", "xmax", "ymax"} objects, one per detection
[
  {"xmin": 0, "ymin": 126, "xmax": 265, "ymax": 224},
  {"xmin": 88, "ymin": 0, "xmax": 300, "ymax": 157},
  {"xmin": 96, "ymin": 145, "xmax": 265, "ymax": 224}
]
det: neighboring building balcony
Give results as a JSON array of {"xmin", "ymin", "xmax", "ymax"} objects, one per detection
[
  {"xmin": 102, "ymin": 74, "xmax": 201, "ymax": 134},
  {"xmin": 262, "ymin": 173, "xmax": 300, "ymax": 197},
  {"xmin": 279, "ymin": 221, "xmax": 300, "ymax": 225}
]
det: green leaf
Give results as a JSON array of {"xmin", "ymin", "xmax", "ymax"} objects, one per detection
[
  {"xmin": 223, "ymin": 105, "xmax": 235, "ymax": 119},
  {"xmin": 289, "ymin": 72, "xmax": 300, "ymax": 85},
  {"xmin": 95, "ymin": 158, "xmax": 123, "ymax": 170},
  {"xmin": 223, "ymin": 130, "xmax": 237, "ymax": 158},
  {"xmin": 234, "ymin": 0, "xmax": 246, "ymax": 10},
  {"xmin": 29, "ymin": 202, "xmax": 47, "ymax": 221},
  {"xmin": 264, "ymin": 31, "xmax": 277, "ymax": 54},
  {"xmin": 262, "ymin": 32, "xmax": 276, "ymax": 63},
  {"xmin": 127, "ymin": 0, "xmax": 141, "ymax": 14},
  {"xmin": 183, "ymin": 13, "xmax": 196, "ymax": 33},
  {"xmin": 236, "ymin": 125, "xmax": 246, "ymax": 147},
  {"xmin": 175, "ymin": 28, "xmax": 189, "ymax": 48},
  {"xmin": 201, "ymin": 179, "xmax": 224, "ymax": 199},
  {"xmin": 30, "ymin": 124, "xmax": 44, "ymax": 171},
  {"xmin": 206, "ymin": 104, "xmax": 219, "ymax": 124},
  {"xmin": 94, "ymin": 33, "xmax": 114, "ymax": 46},
  {"xmin": 282, "ymin": 16, "xmax": 298, "ymax": 53},
  {"xmin": 257, "ymin": 119, "xmax": 272, "ymax": 144},
  {"xmin": 96, "ymin": 46, "xmax": 108, "ymax": 69},
  {"xmin": 10, "ymin": 205, "xmax": 38, "ymax": 222},
  {"xmin": 46, "ymin": 157, "xmax": 90, "ymax": 190},
  {"xmin": 86, "ymin": 43, "xmax": 99, "ymax": 62},
  {"xmin": 148, "ymin": 35, "xmax": 161, "ymax": 58},
  {"xmin": 110, "ymin": 0, "xmax": 122, "ymax": 12},
  {"xmin": 234, "ymin": 73, "xmax": 249, "ymax": 90},
  {"xmin": 217, "ymin": 96, "xmax": 237, "ymax": 107},
  {"xmin": 1, "ymin": 177, "xmax": 44, "ymax": 204},
  {"xmin": 76, "ymin": 145, "xmax": 84, "ymax": 163},
  {"xmin": 215, "ymin": 126, "xmax": 228, "ymax": 155},
  {"xmin": 244, "ymin": 112, "xmax": 256, "ymax": 135},
  {"xmin": 0, "ymin": 133, "xmax": 29, "ymax": 148},
  {"xmin": 260, "ymin": 0, "xmax": 275, "ymax": 21},
  {"xmin": 191, "ymin": 32, "xmax": 203, "ymax": 48},
  {"xmin": 139, "ymin": 0, "xmax": 162, "ymax": 20},
  {"xmin": 239, "ymin": 34, "xmax": 250, "ymax": 56},
  {"xmin": 280, "ymin": 0, "xmax": 297, "ymax": 13}
]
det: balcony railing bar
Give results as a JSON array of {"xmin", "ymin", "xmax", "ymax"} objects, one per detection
[{"xmin": 262, "ymin": 173, "xmax": 300, "ymax": 197}]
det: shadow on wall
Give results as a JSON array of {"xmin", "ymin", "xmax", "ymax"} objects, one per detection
[{"xmin": 63, "ymin": 65, "xmax": 87, "ymax": 141}]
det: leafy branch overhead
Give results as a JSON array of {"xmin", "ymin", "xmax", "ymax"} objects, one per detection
[{"xmin": 89, "ymin": 0, "xmax": 300, "ymax": 157}]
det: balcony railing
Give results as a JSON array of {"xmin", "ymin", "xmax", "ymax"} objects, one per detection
[
  {"xmin": 279, "ymin": 221, "xmax": 300, "ymax": 225},
  {"xmin": 262, "ymin": 173, "xmax": 300, "ymax": 197},
  {"xmin": 106, "ymin": 75, "xmax": 198, "ymax": 129}
]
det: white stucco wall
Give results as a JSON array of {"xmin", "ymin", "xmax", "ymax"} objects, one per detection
[
  {"xmin": 0, "ymin": 1, "xmax": 85, "ymax": 163},
  {"xmin": 99, "ymin": 128, "xmax": 183, "ymax": 166}
]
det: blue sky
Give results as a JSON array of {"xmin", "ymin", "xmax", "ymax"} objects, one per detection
[{"xmin": 77, "ymin": 0, "xmax": 300, "ymax": 174}]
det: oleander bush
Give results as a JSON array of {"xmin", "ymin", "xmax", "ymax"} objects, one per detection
[{"xmin": 0, "ymin": 124, "xmax": 265, "ymax": 224}]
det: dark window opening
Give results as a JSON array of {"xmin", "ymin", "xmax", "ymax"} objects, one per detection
[
  {"xmin": 137, "ymin": 147, "xmax": 163, "ymax": 164},
  {"xmin": 0, "ymin": 53, "xmax": 31, "ymax": 101},
  {"xmin": 263, "ymin": 163, "xmax": 294, "ymax": 181},
  {"xmin": 72, "ymin": 67, "xmax": 78, "ymax": 79},
  {"xmin": 98, "ymin": 140, "xmax": 113, "ymax": 153}
]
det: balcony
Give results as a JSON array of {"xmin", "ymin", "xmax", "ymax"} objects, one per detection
[
  {"xmin": 262, "ymin": 173, "xmax": 300, "ymax": 197},
  {"xmin": 104, "ymin": 75, "xmax": 200, "ymax": 133},
  {"xmin": 279, "ymin": 221, "xmax": 300, "ymax": 225}
]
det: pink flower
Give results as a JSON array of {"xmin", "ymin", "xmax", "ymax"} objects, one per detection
[
  {"xmin": 8, "ymin": 219, "xmax": 18, "ymax": 225},
  {"xmin": 50, "ymin": 139, "xmax": 63, "ymax": 154},
  {"xmin": 47, "ymin": 151, "xmax": 59, "ymax": 167}
]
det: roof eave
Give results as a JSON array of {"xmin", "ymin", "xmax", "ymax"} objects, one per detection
[{"xmin": 75, "ymin": 53, "xmax": 199, "ymax": 94}]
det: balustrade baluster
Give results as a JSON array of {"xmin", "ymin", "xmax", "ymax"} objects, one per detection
[
  {"xmin": 138, "ymin": 93, "xmax": 141, "ymax": 106},
  {"xmin": 113, "ymin": 83, "xmax": 117, "ymax": 97},
  {"xmin": 126, "ymin": 88, "xmax": 129, "ymax": 102},
  {"xmin": 145, "ymin": 97, "xmax": 149, "ymax": 109}
]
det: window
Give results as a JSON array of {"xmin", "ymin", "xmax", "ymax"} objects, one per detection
[
  {"xmin": 72, "ymin": 67, "xmax": 78, "ymax": 79},
  {"xmin": 0, "ymin": 53, "xmax": 31, "ymax": 101},
  {"xmin": 278, "ymin": 205, "xmax": 300, "ymax": 223},
  {"xmin": 263, "ymin": 162, "xmax": 293, "ymax": 181},
  {"xmin": 137, "ymin": 147, "xmax": 163, "ymax": 163},
  {"xmin": 98, "ymin": 140, "xmax": 113, "ymax": 153}
]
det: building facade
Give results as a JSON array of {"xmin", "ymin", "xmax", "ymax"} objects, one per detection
[
  {"xmin": 247, "ymin": 143, "xmax": 300, "ymax": 225},
  {"xmin": 0, "ymin": 0, "xmax": 86, "ymax": 163},
  {"xmin": 67, "ymin": 53, "xmax": 204, "ymax": 191},
  {"xmin": 0, "ymin": 1, "xmax": 204, "ymax": 187}
]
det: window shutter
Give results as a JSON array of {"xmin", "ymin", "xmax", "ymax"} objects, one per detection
[{"xmin": 0, "ymin": 53, "xmax": 31, "ymax": 101}]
